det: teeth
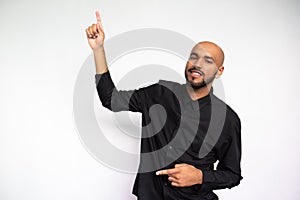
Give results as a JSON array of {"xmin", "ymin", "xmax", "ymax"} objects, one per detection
[
  {"xmin": 191, "ymin": 72, "xmax": 201, "ymax": 76},
  {"xmin": 191, "ymin": 71, "xmax": 201, "ymax": 75}
]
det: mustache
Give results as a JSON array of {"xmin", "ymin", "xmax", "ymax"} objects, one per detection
[{"xmin": 188, "ymin": 66, "xmax": 205, "ymax": 76}]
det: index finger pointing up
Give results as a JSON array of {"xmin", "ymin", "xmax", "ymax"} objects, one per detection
[
  {"xmin": 95, "ymin": 11, "xmax": 101, "ymax": 23},
  {"xmin": 95, "ymin": 11, "xmax": 104, "ymax": 30}
]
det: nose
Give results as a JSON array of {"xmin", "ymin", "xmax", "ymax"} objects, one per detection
[{"xmin": 193, "ymin": 57, "xmax": 204, "ymax": 68}]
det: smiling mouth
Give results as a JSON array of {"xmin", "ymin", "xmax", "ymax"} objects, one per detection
[{"xmin": 188, "ymin": 68, "xmax": 204, "ymax": 77}]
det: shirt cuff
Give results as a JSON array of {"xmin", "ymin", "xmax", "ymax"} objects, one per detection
[
  {"xmin": 194, "ymin": 170, "xmax": 214, "ymax": 192},
  {"xmin": 202, "ymin": 170, "xmax": 215, "ymax": 183},
  {"xmin": 95, "ymin": 71, "xmax": 110, "ymax": 85}
]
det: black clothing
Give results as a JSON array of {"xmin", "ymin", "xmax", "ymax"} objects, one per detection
[{"xmin": 95, "ymin": 71, "xmax": 242, "ymax": 200}]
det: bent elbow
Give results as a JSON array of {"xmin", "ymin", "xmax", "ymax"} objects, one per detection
[
  {"xmin": 100, "ymin": 99, "xmax": 112, "ymax": 111},
  {"xmin": 228, "ymin": 174, "xmax": 243, "ymax": 189}
]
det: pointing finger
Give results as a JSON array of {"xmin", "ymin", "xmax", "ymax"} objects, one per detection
[
  {"xmin": 95, "ymin": 11, "xmax": 101, "ymax": 23},
  {"xmin": 95, "ymin": 11, "xmax": 104, "ymax": 32},
  {"xmin": 156, "ymin": 168, "xmax": 180, "ymax": 176}
]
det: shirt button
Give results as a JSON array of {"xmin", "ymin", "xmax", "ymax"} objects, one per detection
[
  {"xmin": 164, "ymin": 182, "xmax": 168, "ymax": 186},
  {"xmin": 169, "ymin": 146, "xmax": 173, "ymax": 150}
]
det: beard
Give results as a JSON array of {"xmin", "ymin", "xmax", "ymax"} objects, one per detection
[{"xmin": 184, "ymin": 68, "xmax": 216, "ymax": 89}]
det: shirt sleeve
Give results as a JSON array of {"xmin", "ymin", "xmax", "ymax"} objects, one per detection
[
  {"xmin": 95, "ymin": 71, "xmax": 146, "ymax": 113},
  {"xmin": 197, "ymin": 116, "xmax": 243, "ymax": 191}
]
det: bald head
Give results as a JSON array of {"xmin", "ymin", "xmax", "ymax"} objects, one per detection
[{"xmin": 192, "ymin": 41, "xmax": 225, "ymax": 67}]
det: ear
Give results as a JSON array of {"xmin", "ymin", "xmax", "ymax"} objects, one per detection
[{"xmin": 215, "ymin": 66, "xmax": 224, "ymax": 79}]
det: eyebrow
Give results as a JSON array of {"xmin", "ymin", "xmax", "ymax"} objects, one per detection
[
  {"xmin": 190, "ymin": 53, "xmax": 215, "ymax": 62},
  {"xmin": 189, "ymin": 53, "xmax": 198, "ymax": 58},
  {"xmin": 204, "ymin": 56, "xmax": 215, "ymax": 62}
]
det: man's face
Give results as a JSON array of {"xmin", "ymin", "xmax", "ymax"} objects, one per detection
[{"xmin": 185, "ymin": 42, "xmax": 224, "ymax": 89}]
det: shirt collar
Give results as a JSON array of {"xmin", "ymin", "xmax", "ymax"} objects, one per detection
[{"xmin": 181, "ymin": 85, "xmax": 213, "ymax": 110}]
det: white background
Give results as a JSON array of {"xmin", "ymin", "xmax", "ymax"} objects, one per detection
[{"xmin": 1, "ymin": 0, "xmax": 300, "ymax": 199}]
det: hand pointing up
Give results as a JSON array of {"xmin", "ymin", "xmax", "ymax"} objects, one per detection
[{"xmin": 86, "ymin": 11, "xmax": 105, "ymax": 51}]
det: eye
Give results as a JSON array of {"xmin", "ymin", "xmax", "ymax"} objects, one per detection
[
  {"xmin": 205, "ymin": 59, "xmax": 213, "ymax": 64},
  {"xmin": 189, "ymin": 55, "xmax": 197, "ymax": 60}
]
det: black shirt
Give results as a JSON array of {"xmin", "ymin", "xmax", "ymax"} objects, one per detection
[{"xmin": 95, "ymin": 71, "xmax": 242, "ymax": 200}]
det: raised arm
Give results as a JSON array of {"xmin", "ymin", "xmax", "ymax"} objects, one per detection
[
  {"xmin": 85, "ymin": 12, "xmax": 148, "ymax": 113},
  {"xmin": 85, "ymin": 11, "xmax": 108, "ymax": 74}
]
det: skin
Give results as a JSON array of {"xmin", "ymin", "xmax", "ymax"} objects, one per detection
[
  {"xmin": 156, "ymin": 163, "xmax": 203, "ymax": 187},
  {"xmin": 184, "ymin": 41, "xmax": 225, "ymax": 100},
  {"xmin": 86, "ymin": 11, "xmax": 225, "ymax": 188},
  {"xmin": 85, "ymin": 11, "xmax": 108, "ymax": 74}
]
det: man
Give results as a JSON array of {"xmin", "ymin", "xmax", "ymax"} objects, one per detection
[{"xmin": 86, "ymin": 11, "xmax": 242, "ymax": 200}]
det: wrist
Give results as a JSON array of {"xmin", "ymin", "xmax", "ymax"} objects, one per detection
[
  {"xmin": 196, "ymin": 169, "xmax": 203, "ymax": 184},
  {"xmin": 96, "ymin": 67, "xmax": 108, "ymax": 74},
  {"xmin": 93, "ymin": 46, "xmax": 105, "ymax": 54}
]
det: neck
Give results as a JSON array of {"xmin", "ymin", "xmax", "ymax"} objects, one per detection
[{"xmin": 186, "ymin": 83, "xmax": 212, "ymax": 101}]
